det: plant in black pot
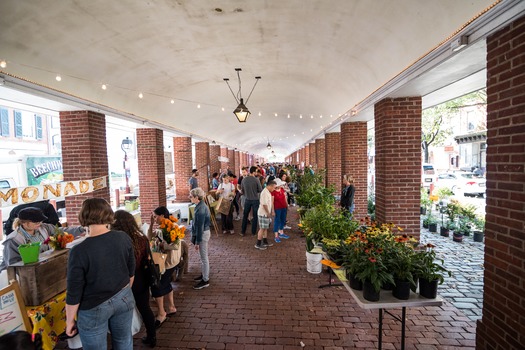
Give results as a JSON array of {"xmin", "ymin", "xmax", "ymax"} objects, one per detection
[
  {"xmin": 441, "ymin": 220, "xmax": 456, "ymax": 237},
  {"xmin": 420, "ymin": 187, "xmax": 431, "ymax": 215},
  {"xmin": 473, "ymin": 215, "xmax": 485, "ymax": 243},
  {"xmin": 415, "ymin": 244, "xmax": 451, "ymax": 299},
  {"xmin": 427, "ymin": 214, "xmax": 438, "ymax": 233},
  {"xmin": 388, "ymin": 238, "xmax": 416, "ymax": 300}
]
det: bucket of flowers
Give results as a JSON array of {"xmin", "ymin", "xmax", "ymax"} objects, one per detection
[{"xmin": 44, "ymin": 225, "xmax": 74, "ymax": 250}]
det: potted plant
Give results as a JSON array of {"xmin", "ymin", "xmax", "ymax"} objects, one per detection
[
  {"xmin": 473, "ymin": 215, "xmax": 485, "ymax": 242},
  {"xmin": 414, "ymin": 244, "xmax": 451, "ymax": 298},
  {"xmin": 420, "ymin": 187, "xmax": 431, "ymax": 215},
  {"xmin": 441, "ymin": 220, "xmax": 456, "ymax": 237},
  {"xmin": 426, "ymin": 214, "xmax": 438, "ymax": 233},
  {"xmin": 388, "ymin": 238, "xmax": 416, "ymax": 300}
]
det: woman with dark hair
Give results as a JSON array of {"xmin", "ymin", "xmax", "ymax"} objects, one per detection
[
  {"xmin": 112, "ymin": 210, "xmax": 156, "ymax": 347},
  {"xmin": 0, "ymin": 331, "xmax": 43, "ymax": 350},
  {"xmin": 147, "ymin": 206, "xmax": 180, "ymax": 328},
  {"xmin": 65, "ymin": 198, "xmax": 135, "ymax": 350}
]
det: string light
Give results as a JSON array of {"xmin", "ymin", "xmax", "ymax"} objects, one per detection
[
  {"xmin": 258, "ymin": 111, "xmax": 262, "ymax": 116},
  {"xmin": 310, "ymin": 115, "xmax": 313, "ymax": 119},
  {"xmin": 101, "ymin": 84, "xmax": 107, "ymax": 90},
  {"xmin": 0, "ymin": 60, "xmax": 6, "ymax": 69},
  {"xmin": 274, "ymin": 113, "xmax": 278, "ymax": 117},
  {"xmin": 287, "ymin": 114, "xmax": 290, "ymax": 118},
  {"xmin": 55, "ymin": 75, "xmax": 62, "ymax": 81},
  {"xmin": 299, "ymin": 114, "xmax": 303, "ymax": 119},
  {"xmin": 138, "ymin": 92, "xmax": 143, "ymax": 99},
  {"xmin": 171, "ymin": 99, "xmax": 175, "ymax": 104},
  {"xmin": 197, "ymin": 104, "xmax": 201, "ymax": 108},
  {"xmin": 221, "ymin": 107, "xmax": 225, "ymax": 111}
]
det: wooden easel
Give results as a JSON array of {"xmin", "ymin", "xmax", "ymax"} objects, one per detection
[{"xmin": 204, "ymin": 195, "xmax": 220, "ymax": 236}]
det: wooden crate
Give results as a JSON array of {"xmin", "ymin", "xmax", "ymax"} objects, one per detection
[{"xmin": 7, "ymin": 249, "xmax": 69, "ymax": 306}]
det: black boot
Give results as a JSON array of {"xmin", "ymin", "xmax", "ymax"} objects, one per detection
[{"xmin": 142, "ymin": 335, "xmax": 157, "ymax": 348}]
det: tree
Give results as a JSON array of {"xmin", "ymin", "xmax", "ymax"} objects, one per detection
[{"xmin": 422, "ymin": 90, "xmax": 486, "ymax": 163}]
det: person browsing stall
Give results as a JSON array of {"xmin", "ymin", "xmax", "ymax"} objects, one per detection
[
  {"xmin": 190, "ymin": 187, "xmax": 211, "ymax": 290},
  {"xmin": 255, "ymin": 180, "xmax": 277, "ymax": 250}
]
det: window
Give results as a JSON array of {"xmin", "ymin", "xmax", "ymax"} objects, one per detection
[
  {"xmin": 0, "ymin": 108, "xmax": 9, "ymax": 136},
  {"xmin": 35, "ymin": 115, "xmax": 43, "ymax": 140},
  {"xmin": 14, "ymin": 110, "xmax": 22, "ymax": 138}
]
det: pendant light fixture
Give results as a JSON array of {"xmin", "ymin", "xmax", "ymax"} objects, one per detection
[{"xmin": 224, "ymin": 68, "xmax": 261, "ymax": 123}]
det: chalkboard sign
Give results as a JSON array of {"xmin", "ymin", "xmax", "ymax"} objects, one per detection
[{"xmin": 0, "ymin": 280, "xmax": 32, "ymax": 336}]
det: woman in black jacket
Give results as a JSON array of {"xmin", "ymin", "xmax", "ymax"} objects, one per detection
[{"xmin": 341, "ymin": 175, "xmax": 355, "ymax": 215}]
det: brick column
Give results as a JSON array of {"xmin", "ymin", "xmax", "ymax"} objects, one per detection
[
  {"xmin": 234, "ymin": 151, "xmax": 241, "ymax": 175},
  {"xmin": 305, "ymin": 144, "xmax": 310, "ymax": 166},
  {"xmin": 477, "ymin": 15, "xmax": 525, "ymax": 350},
  {"xmin": 173, "ymin": 137, "xmax": 192, "ymax": 201},
  {"xmin": 59, "ymin": 111, "xmax": 109, "ymax": 225},
  {"xmin": 209, "ymin": 145, "xmax": 220, "ymax": 175},
  {"xmin": 375, "ymin": 97, "xmax": 421, "ymax": 237},
  {"xmin": 316, "ymin": 138, "xmax": 326, "ymax": 171},
  {"xmin": 220, "ymin": 147, "xmax": 228, "ymax": 173},
  {"xmin": 228, "ymin": 149, "xmax": 235, "ymax": 175},
  {"xmin": 341, "ymin": 122, "xmax": 368, "ymax": 220},
  {"xmin": 195, "ymin": 142, "xmax": 210, "ymax": 191},
  {"xmin": 325, "ymin": 132, "xmax": 341, "ymax": 193},
  {"xmin": 309, "ymin": 142, "xmax": 317, "ymax": 168},
  {"xmin": 137, "ymin": 128, "xmax": 166, "ymax": 219}
]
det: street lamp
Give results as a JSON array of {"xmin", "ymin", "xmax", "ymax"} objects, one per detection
[{"xmin": 121, "ymin": 137, "xmax": 133, "ymax": 193}]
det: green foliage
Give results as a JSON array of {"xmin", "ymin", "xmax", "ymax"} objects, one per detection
[
  {"xmin": 473, "ymin": 215, "xmax": 485, "ymax": 231},
  {"xmin": 413, "ymin": 247, "xmax": 451, "ymax": 284},
  {"xmin": 368, "ymin": 195, "xmax": 376, "ymax": 215},
  {"xmin": 435, "ymin": 187, "xmax": 453, "ymax": 201},
  {"xmin": 295, "ymin": 170, "xmax": 335, "ymax": 209},
  {"xmin": 421, "ymin": 187, "xmax": 431, "ymax": 210}
]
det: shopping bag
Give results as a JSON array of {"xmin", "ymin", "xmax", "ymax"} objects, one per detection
[
  {"xmin": 151, "ymin": 251, "xmax": 166, "ymax": 275},
  {"xmin": 217, "ymin": 197, "xmax": 232, "ymax": 215}
]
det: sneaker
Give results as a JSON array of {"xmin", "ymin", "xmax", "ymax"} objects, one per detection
[
  {"xmin": 254, "ymin": 244, "xmax": 267, "ymax": 250},
  {"xmin": 240, "ymin": 232, "xmax": 245, "ymax": 236},
  {"xmin": 262, "ymin": 241, "xmax": 274, "ymax": 247},
  {"xmin": 275, "ymin": 237, "xmax": 281, "ymax": 243},
  {"xmin": 193, "ymin": 274, "xmax": 203, "ymax": 281},
  {"xmin": 279, "ymin": 233, "xmax": 290, "ymax": 239},
  {"xmin": 223, "ymin": 230, "xmax": 227, "ymax": 234},
  {"xmin": 234, "ymin": 216, "xmax": 241, "ymax": 221},
  {"xmin": 230, "ymin": 230, "xmax": 235, "ymax": 235},
  {"xmin": 193, "ymin": 279, "xmax": 210, "ymax": 290},
  {"xmin": 283, "ymin": 225, "xmax": 292, "ymax": 230}
]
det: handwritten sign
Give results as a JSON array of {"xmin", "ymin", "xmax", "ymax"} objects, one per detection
[
  {"xmin": 0, "ymin": 176, "xmax": 108, "ymax": 207},
  {"xmin": 0, "ymin": 281, "xmax": 31, "ymax": 337}
]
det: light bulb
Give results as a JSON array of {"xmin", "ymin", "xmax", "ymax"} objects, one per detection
[
  {"xmin": 138, "ymin": 92, "xmax": 143, "ymax": 99},
  {"xmin": 320, "ymin": 115, "xmax": 323, "ymax": 118},
  {"xmin": 299, "ymin": 115, "xmax": 303, "ymax": 119},
  {"xmin": 197, "ymin": 104, "xmax": 201, "ymax": 108},
  {"xmin": 258, "ymin": 112, "xmax": 261, "ymax": 116},
  {"xmin": 101, "ymin": 84, "xmax": 107, "ymax": 90},
  {"xmin": 0, "ymin": 60, "xmax": 6, "ymax": 69},
  {"xmin": 310, "ymin": 115, "xmax": 313, "ymax": 119},
  {"xmin": 274, "ymin": 113, "xmax": 278, "ymax": 117},
  {"xmin": 171, "ymin": 99, "xmax": 175, "ymax": 104},
  {"xmin": 287, "ymin": 114, "xmax": 290, "ymax": 118},
  {"xmin": 221, "ymin": 107, "xmax": 225, "ymax": 111},
  {"xmin": 55, "ymin": 75, "xmax": 62, "ymax": 81}
]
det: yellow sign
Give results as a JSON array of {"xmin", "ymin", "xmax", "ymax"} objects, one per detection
[{"xmin": 0, "ymin": 176, "xmax": 108, "ymax": 207}]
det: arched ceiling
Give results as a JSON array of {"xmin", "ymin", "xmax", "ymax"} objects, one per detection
[{"xmin": 0, "ymin": 0, "xmax": 498, "ymax": 160}]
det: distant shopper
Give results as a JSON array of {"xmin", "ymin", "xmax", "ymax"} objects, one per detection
[
  {"xmin": 189, "ymin": 169, "xmax": 199, "ymax": 191},
  {"xmin": 341, "ymin": 175, "xmax": 355, "ymax": 214},
  {"xmin": 211, "ymin": 172, "xmax": 220, "ymax": 189},
  {"xmin": 271, "ymin": 179, "xmax": 290, "ymax": 243},
  {"xmin": 241, "ymin": 166, "xmax": 263, "ymax": 236},
  {"xmin": 217, "ymin": 174, "xmax": 235, "ymax": 234},
  {"xmin": 66, "ymin": 198, "xmax": 135, "ymax": 349},
  {"xmin": 190, "ymin": 187, "xmax": 211, "ymax": 290},
  {"xmin": 255, "ymin": 180, "xmax": 277, "ymax": 250}
]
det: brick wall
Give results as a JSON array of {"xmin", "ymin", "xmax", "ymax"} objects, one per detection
[
  {"xmin": 228, "ymin": 149, "xmax": 235, "ymax": 175},
  {"xmin": 137, "ymin": 128, "xmax": 167, "ymax": 219},
  {"xmin": 209, "ymin": 145, "xmax": 220, "ymax": 175},
  {"xmin": 195, "ymin": 142, "xmax": 210, "ymax": 191},
  {"xmin": 234, "ymin": 151, "xmax": 241, "ymax": 175},
  {"xmin": 305, "ymin": 144, "xmax": 310, "ymax": 166},
  {"xmin": 477, "ymin": 14, "xmax": 525, "ymax": 350},
  {"xmin": 309, "ymin": 142, "xmax": 317, "ymax": 168},
  {"xmin": 173, "ymin": 137, "xmax": 192, "ymax": 201},
  {"xmin": 325, "ymin": 132, "xmax": 342, "ymax": 193},
  {"xmin": 316, "ymin": 139, "xmax": 326, "ymax": 171},
  {"xmin": 374, "ymin": 97, "xmax": 421, "ymax": 237},
  {"xmin": 59, "ymin": 111, "xmax": 110, "ymax": 225},
  {"xmin": 220, "ymin": 147, "xmax": 228, "ymax": 173},
  {"xmin": 341, "ymin": 121, "xmax": 368, "ymax": 220}
]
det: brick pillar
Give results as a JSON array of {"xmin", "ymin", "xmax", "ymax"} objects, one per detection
[
  {"xmin": 316, "ymin": 138, "xmax": 326, "ymax": 171},
  {"xmin": 234, "ymin": 151, "xmax": 241, "ymax": 175},
  {"xmin": 220, "ymin": 147, "xmax": 228, "ymax": 173},
  {"xmin": 137, "ymin": 128, "xmax": 166, "ymax": 219},
  {"xmin": 305, "ymin": 144, "xmax": 310, "ymax": 166},
  {"xmin": 309, "ymin": 142, "xmax": 317, "ymax": 168},
  {"xmin": 173, "ymin": 137, "xmax": 192, "ymax": 201},
  {"xmin": 325, "ymin": 132, "xmax": 341, "ymax": 194},
  {"xmin": 228, "ymin": 149, "xmax": 235, "ymax": 175},
  {"xmin": 477, "ymin": 15, "xmax": 525, "ymax": 350},
  {"xmin": 209, "ymin": 145, "xmax": 220, "ymax": 175},
  {"xmin": 59, "ymin": 111, "xmax": 109, "ymax": 225},
  {"xmin": 375, "ymin": 97, "xmax": 421, "ymax": 237},
  {"xmin": 195, "ymin": 142, "xmax": 210, "ymax": 191},
  {"xmin": 341, "ymin": 122, "xmax": 368, "ymax": 220}
]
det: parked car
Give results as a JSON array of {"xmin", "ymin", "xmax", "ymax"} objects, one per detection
[
  {"xmin": 435, "ymin": 172, "xmax": 486, "ymax": 197},
  {"xmin": 422, "ymin": 164, "xmax": 436, "ymax": 189}
]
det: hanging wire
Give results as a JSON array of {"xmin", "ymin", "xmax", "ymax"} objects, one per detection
[
  {"xmin": 236, "ymin": 69, "xmax": 242, "ymax": 101},
  {"xmin": 245, "ymin": 76, "xmax": 261, "ymax": 104},
  {"xmin": 223, "ymin": 78, "xmax": 239, "ymax": 103}
]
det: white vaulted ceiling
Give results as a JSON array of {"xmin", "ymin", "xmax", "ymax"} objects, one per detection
[{"xmin": 0, "ymin": 0, "xmax": 503, "ymax": 159}]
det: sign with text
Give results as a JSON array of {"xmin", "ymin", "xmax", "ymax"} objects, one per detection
[
  {"xmin": 25, "ymin": 156, "xmax": 63, "ymax": 186},
  {"xmin": 0, "ymin": 281, "xmax": 31, "ymax": 336},
  {"xmin": 218, "ymin": 156, "xmax": 229, "ymax": 162},
  {"xmin": 0, "ymin": 176, "xmax": 108, "ymax": 207}
]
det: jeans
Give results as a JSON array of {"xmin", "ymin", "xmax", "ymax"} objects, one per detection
[
  {"xmin": 241, "ymin": 199, "xmax": 259, "ymax": 235},
  {"xmin": 199, "ymin": 230, "xmax": 211, "ymax": 281},
  {"xmin": 77, "ymin": 285, "xmax": 135, "ymax": 350},
  {"xmin": 273, "ymin": 208, "xmax": 287, "ymax": 233}
]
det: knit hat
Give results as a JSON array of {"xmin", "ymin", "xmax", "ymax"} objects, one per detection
[{"xmin": 18, "ymin": 207, "xmax": 48, "ymax": 222}]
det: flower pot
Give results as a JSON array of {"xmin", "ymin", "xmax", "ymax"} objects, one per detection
[
  {"xmin": 18, "ymin": 242, "xmax": 41, "ymax": 264},
  {"xmin": 422, "ymin": 222, "xmax": 429, "ymax": 229},
  {"xmin": 419, "ymin": 278, "xmax": 439, "ymax": 299},
  {"xmin": 473, "ymin": 230, "xmax": 484, "ymax": 242},
  {"xmin": 428, "ymin": 223, "xmax": 437, "ymax": 233},
  {"xmin": 453, "ymin": 232, "xmax": 463, "ymax": 242},
  {"xmin": 305, "ymin": 251, "xmax": 322, "ymax": 274},
  {"xmin": 440, "ymin": 228, "xmax": 450, "ymax": 237},
  {"xmin": 420, "ymin": 207, "xmax": 426, "ymax": 215},
  {"xmin": 346, "ymin": 272, "xmax": 363, "ymax": 290},
  {"xmin": 392, "ymin": 279, "xmax": 411, "ymax": 300},
  {"xmin": 363, "ymin": 280, "xmax": 380, "ymax": 302},
  {"xmin": 381, "ymin": 281, "xmax": 394, "ymax": 291}
]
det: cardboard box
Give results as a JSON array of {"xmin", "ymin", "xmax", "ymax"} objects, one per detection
[{"xmin": 7, "ymin": 249, "xmax": 68, "ymax": 306}]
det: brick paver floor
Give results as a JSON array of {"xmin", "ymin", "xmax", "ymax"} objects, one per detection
[{"xmin": 56, "ymin": 207, "xmax": 479, "ymax": 349}]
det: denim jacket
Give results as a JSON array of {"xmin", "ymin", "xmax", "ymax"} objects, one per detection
[{"xmin": 191, "ymin": 200, "xmax": 210, "ymax": 244}]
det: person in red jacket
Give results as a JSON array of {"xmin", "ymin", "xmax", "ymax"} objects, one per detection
[{"xmin": 271, "ymin": 179, "xmax": 290, "ymax": 243}]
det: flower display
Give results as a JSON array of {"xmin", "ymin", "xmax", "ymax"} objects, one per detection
[
  {"xmin": 44, "ymin": 225, "xmax": 74, "ymax": 250},
  {"xmin": 159, "ymin": 215, "xmax": 186, "ymax": 245}
]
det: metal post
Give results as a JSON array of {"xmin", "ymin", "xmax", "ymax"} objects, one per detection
[
  {"xmin": 378, "ymin": 308, "xmax": 383, "ymax": 350},
  {"xmin": 401, "ymin": 307, "xmax": 406, "ymax": 350}
]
